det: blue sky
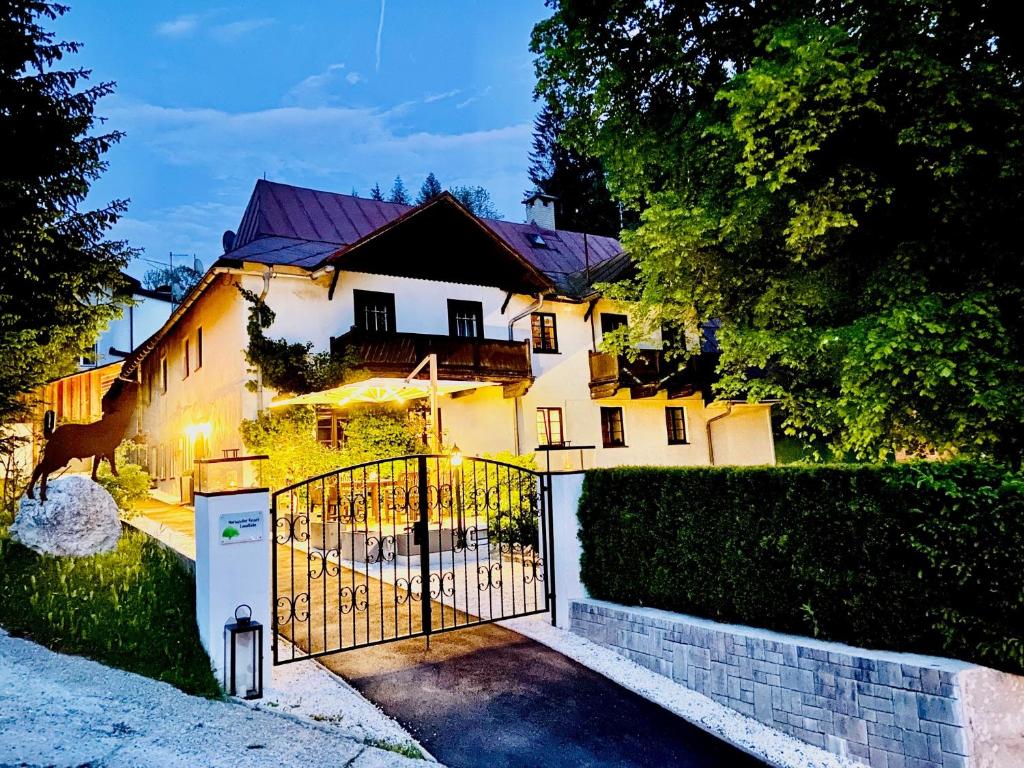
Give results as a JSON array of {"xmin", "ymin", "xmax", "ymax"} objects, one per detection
[{"xmin": 54, "ymin": 1, "xmax": 548, "ymax": 279}]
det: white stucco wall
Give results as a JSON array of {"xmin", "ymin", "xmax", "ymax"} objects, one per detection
[
  {"xmin": 132, "ymin": 266, "xmax": 774, "ymax": 500},
  {"xmin": 134, "ymin": 277, "xmax": 250, "ymax": 497},
  {"xmin": 90, "ymin": 291, "xmax": 174, "ymax": 369}
]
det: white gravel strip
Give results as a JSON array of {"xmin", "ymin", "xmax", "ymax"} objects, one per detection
[
  {"xmin": 0, "ymin": 627, "xmax": 436, "ymax": 767},
  {"xmin": 501, "ymin": 615, "xmax": 866, "ymax": 768}
]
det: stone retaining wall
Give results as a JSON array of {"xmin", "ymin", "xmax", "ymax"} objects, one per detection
[{"xmin": 569, "ymin": 599, "xmax": 1018, "ymax": 768}]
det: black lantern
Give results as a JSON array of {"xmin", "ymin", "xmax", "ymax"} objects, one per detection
[{"xmin": 224, "ymin": 604, "xmax": 263, "ymax": 700}]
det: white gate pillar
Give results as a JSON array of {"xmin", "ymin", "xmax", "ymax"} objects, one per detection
[
  {"xmin": 546, "ymin": 471, "xmax": 587, "ymax": 629},
  {"xmin": 194, "ymin": 488, "xmax": 272, "ymax": 694}
]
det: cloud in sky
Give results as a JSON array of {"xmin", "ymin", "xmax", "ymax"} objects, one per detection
[
  {"xmin": 212, "ymin": 18, "xmax": 275, "ymax": 41},
  {"xmin": 375, "ymin": 0, "xmax": 386, "ymax": 72},
  {"xmin": 105, "ymin": 97, "xmax": 532, "ymax": 261},
  {"xmin": 155, "ymin": 15, "xmax": 200, "ymax": 38},
  {"xmin": 423, "ymin": 89, "xmax": 461, "ymax": 104},
  {"xmin": 154, "ymin": 14, "xmax": 274, "ymax": 41},
  {"xmin": 456, "ymin": 86, "xmax": 492, "ymax": 109},
  {"xmin": 284, "ymin": 63, "xmax": 366, "ymax": 106}
]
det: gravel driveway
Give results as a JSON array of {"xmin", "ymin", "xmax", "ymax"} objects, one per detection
[{"xmin": 0, "ymin": 628, "xmax": 432, "ymax": 767}]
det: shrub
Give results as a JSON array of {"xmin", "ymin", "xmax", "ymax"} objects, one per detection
[
  {"xmin": 240, "ymin": 405, "xmax": 422, "ymax": 490},
  {"xmin": 578, "ymin": 462, "xmax": 1024, "ymax": 674},
  {"xmin": 0, "ymin": 513, "xmax": 220, "ymax": 697},
  {"xmin": 239, "ymin": 407, "xmax": 340, "ymax": 490},
  {"xmin": 472, "ymin": 452, "xmax": 539, "ymax": 548},
  {"xmin": 95, "ymin": 444, "xmax": 152, "ymax": 516}
]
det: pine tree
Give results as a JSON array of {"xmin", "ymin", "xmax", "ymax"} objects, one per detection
[
  {"xmin": 388, "ymin": 176, "xmax": 410, "ymax": 205},
  {"xmin": 369, "ymin": 182, "xmax": 384, "ymax": 201},
  {"xmin": 527, "ymin": 104, "xmax": 622, "ymax": 236},
  {"xmin": 416, "ymin": 172, "xmax": 443, "ymax": 204},
  {"xmin": 0, "ymin": 1, "xmax": 135, "ymax": 423}
]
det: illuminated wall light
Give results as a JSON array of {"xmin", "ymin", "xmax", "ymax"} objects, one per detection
[{"xmin": 185, "ymin": 422, "xmax": 212, "ymax": 441}]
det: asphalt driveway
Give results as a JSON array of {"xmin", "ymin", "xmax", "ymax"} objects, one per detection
[{"xmin": 322, "ymin": 622, "xmax": 764, "ymax": 768}]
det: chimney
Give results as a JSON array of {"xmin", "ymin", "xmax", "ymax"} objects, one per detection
[{"xmin": 522, "ymin": 192, "xmax": 558, "ymax": 230}]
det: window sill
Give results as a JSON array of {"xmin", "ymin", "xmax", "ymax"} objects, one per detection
[
  {"xmin": 532, "ymin": 349, "xmax": 561, "ymax": 355},
  {"xmin": 667, "ymin": 441, "xmax": 690, "ymax": 446},
  {"xmin": 603, "ymin": 444, "xmax": 628, "ymax": 449}
]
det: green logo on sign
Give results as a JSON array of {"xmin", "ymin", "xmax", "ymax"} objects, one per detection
[{"xmin": 222, "ymin": 526, "xmax": 241, "ymax": 540}]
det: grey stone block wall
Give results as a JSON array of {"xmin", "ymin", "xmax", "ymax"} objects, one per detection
[{"xmin": 570, "ymin": 599, "xmax": 974, "ymax": 768}]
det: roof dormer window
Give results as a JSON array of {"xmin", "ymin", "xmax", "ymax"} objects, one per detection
[{"xmin": 527, "ymin": 233, "xmax": 547, "ymax": 248}]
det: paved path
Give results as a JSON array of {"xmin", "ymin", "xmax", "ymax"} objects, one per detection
[
  {"xmin": 321, "ymin": 623, "xmax": 764, "ymax": 768},
  {"xmin": 0, "ymin": 628, "xmax": 427, "ymax": 768}
]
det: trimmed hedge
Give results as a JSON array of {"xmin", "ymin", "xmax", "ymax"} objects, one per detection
[{"xmin": 578, "ymin": 462, "xmax": 1024, "ymax": 674}]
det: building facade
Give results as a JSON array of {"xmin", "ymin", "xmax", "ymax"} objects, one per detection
[{"xmin": 117, "ymin": 181, "xmax": 775, "ymax": 500}]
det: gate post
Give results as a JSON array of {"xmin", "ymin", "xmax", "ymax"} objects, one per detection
[
  {"xmin": 416, "ymin": 455, "xmax": 432, "ymax": 636},
  {"xmin": 194, "ymin": 488, "xmax": 272, "ymax": 695},
  {"xmin": 544, "ymin": 471, "xmax": 587, "ymax": 630}
]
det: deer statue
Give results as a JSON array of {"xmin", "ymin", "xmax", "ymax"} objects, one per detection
[{"xmin": 26, "ymin": 376, "xmax": 139, "ymax": 502}]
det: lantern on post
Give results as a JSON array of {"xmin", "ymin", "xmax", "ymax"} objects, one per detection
[{"xmin": 224, "ymin": 604, "xmax": 263, "ymax": 699}]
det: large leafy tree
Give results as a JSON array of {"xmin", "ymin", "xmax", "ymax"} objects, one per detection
[
  {"xmin": 528, "ymin": 103, "xmax": 622, "ymax": 236},
  {"xmin": 143, "ymin": 264, "xmax": 200, "ymax": 303},
  {"xmin": 0, "ymin": 1, "xmax": 134, "ymax": 423},
  {"xmin": 450, "ymin": 185, "xmax": 502, "ymax": 219},
  {"xmin": 533, "ymin": 1, "xmax": 1024, "ymax": 464}
]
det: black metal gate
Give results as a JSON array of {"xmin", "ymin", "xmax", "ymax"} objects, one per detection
[{"xmin": 271, "ymin": 454, "xmax": 551, "ymax": 664}]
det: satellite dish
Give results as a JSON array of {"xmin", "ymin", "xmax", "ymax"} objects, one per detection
[
  {"xmin": 193, "ymin": 257, "xmax": 204, "ymax": 273},
  {"xmin": 222, "ymin": 230, "xmax": 236, "ymax": 252}
]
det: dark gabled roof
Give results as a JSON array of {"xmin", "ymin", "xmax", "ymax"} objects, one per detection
[
  {"xmin": 233, "ymin": 180, "xmax": 410, "ymax": 250},
  {"xmin": 323, "ymin": 192, "xmax": 554, "ymax": 293},
  {"xmin": 223, "ymin": 180, "xmax": 627, "ymax": 297}
]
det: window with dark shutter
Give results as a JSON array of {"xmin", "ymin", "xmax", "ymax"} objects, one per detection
[
  {"xmin": 196, "ymin": 327, "xmax": 203, "ymax": 369},
  {"xmin": 353, "ymin": 290, "xmax": 396, "ymax": 333},
  {"xmin": 600, "ymin": 406, "xmax": 625, "ymax": 447},
  {"xmin": 531, "ymin": 312, "xmax": 558, "ymax": 353},
  {"xmin": 447, "ymin": 299, "xmax": 484, "ymax": 338}
]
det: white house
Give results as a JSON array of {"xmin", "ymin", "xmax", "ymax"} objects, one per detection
[{"xmin": 117, "ymin": 180, "xmax": 775, "ymax": 499}]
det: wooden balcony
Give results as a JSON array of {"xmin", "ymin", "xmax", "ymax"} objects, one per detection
[
  {"xmin": 331, "ymin": 329, "xmax": 533, "ymax": 397},
  {"xmin": 589, "ymin": 349, "xmax": 720, "ymax": 400}
]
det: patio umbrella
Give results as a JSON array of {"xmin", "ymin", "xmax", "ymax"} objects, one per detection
[{"xmin": 268, "ymin": 377, "xmax": 493, "ymax": 408}]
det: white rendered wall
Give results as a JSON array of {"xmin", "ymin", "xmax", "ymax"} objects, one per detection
[
  {"xmin": 92, "ymin": 292, "xmax": 173, "ymax": 368},
  {"xmin": 194, "ymin": 489, "xmax": 272, "ymax": 695},
  {"xmin": 134, "ymin": 277, "xmax": 251, "ymax": 497},
  {"xmin": 132, "ymin": 267, "xmax": 775, "ymax": 494},
  {"xmin": 548, "ymin": 471, "xmax": 587, "ymax": 628}
]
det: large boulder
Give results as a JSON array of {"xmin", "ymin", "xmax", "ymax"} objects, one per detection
[{"xmin": 12, "ymin": 475, "xmax": 121, "ymax": 556}]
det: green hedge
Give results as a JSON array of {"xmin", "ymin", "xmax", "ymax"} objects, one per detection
[
  {"xmin": 578, "ymin": 462, "xmax": 1024, "ymax": 674},
  {"xmin": 0, "ymin": 518, "xmax": 220, "ymax": 697}
]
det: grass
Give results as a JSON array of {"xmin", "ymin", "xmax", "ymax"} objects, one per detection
[
  {"xmin": 0, "ymin": 503, "xmax": 220, "ymax": 698},
  {"xmin": 364, "ymin": 738, "xmax": 425, "ymax": 760}
]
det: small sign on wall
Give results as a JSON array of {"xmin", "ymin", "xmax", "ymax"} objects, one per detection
[{"xmin": 219, "ymin": 511, "xmax": 264, "ymax": 545}]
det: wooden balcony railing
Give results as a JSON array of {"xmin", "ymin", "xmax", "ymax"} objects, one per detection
[
  {"xmin": 589, "ymin": 349, "xmax": 719, "ymax": 400},
  {"xmin": 330, "ymin": 329, "xmax": 533, "ymax": 394}
]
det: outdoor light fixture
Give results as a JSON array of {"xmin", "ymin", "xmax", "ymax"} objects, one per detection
[
  {"xmin": 184, "ymin": 422, "xmax": 212, "ymax": 441},
  {"xmin": 224, "ymin": 604, "xmax": 263, "ymax": 700},
  {"xmin": 450, "ymin": 443, "xmax": 463, "ymax": 466}
]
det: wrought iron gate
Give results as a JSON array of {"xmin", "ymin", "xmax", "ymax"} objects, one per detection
[{"xmin": 271, "ymin": 454, "xmax": 551, "ymax": 664}]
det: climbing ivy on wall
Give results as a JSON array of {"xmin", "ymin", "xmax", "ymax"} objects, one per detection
[{"xmin": 238, "ymin": 286, "xmax": 360, "ymax": 395}]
